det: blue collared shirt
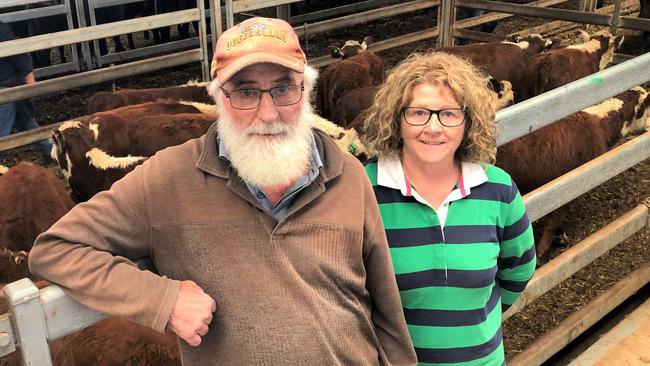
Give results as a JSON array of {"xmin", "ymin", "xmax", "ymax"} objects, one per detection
[{"xmin": 218, "ymin": 132, "xmax": 323, "ymax": 222}]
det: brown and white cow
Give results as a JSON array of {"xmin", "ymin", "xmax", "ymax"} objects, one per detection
[
  {"xmin": 332, "ymin": 86, "xmax": 378, "ymax": 128},
  {"xmin": 0, "ymin": 162, "xmax": 74, "ymax": 253},
  {"xmin": 87, "ymin": 81, "xmax": 213, "ymax": 114},
  {"xmin": 53, "ymin": 104, "xmax": 217, "ymax": 201},
  {"xmin": 0, "ymin": 283, "xmax": 181, "ymax": 366},
  {"xmin": 525, "ymin": 31, "xmax": 624, "ymax": 97},
  {"xmin": 316, "ymin": 37, "xmax": 385, "ymax": 121},
  {"xmin": 439, "ymin": 34, "xmax": 554, "ymax": 102},
  {"xmin": 496, "ymin": 87, "xmax": 650, "ymax": 262}
]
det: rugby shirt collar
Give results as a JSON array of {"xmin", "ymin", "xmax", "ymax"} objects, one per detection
[{"xmin": 376, "ymin": 155, "xmax": 488, "ymax": 201}]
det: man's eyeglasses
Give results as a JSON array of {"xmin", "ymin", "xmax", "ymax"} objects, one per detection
[
  {"xmin": 220, "ymin": 84, "xmax": 304, "ymax": 110},
  {"xmin": 401, "ymin": 107, "xmax": 467, "ymax": 127}
]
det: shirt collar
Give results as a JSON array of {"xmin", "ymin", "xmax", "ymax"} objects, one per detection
[{"xmin": 376, "ymin": 155, "xmax": 488, "ymax": 201}]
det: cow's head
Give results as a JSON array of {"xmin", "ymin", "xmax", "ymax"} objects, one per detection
[
  {"xmin": 331, "ymin": 37, "xmax": 373, "ymax": 59},
  {"xmin": 625, "ymin": 87, "xmax": 650, "ymax": 135},
  {"xmin": 592, "ymin": 32, "xmax": 624, "ymax": 69}
]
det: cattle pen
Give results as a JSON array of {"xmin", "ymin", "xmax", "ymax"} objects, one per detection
[{"xmin": 1, "ymin": 0, "xmax": 650, "ymax": 365}]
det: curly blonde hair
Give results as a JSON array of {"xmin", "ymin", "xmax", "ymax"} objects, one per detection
[{"xmin": 362, "ymin": 51, "xmax": 498, "ymax": 164}]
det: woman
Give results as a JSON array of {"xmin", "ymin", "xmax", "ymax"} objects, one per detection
[{"xmin": 362, "ymin": 52, "xmax": 536, "ymax": 365}]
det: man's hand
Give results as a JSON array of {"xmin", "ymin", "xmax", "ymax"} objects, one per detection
[{"xmin": 168, "ymin": 280, "xmax": 217, "ymax": 346}]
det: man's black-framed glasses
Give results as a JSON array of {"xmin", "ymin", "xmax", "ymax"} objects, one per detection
[
  {"xmin": 401, "ymin": 107, "xmax": 467, "ymax": 127},
  {"xmin": 220, "ymin": 84, "xmax": 304, "ymax": 110}
]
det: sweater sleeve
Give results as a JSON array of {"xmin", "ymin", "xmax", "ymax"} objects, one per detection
[
  {"xmin": 496, "ymin": 179, "xmax": 536, "ymax": 311},
  {"xmin": 28, "ymin": 160, "xmax": 180, "ymax": 333},
  {"xmin": 362, "ymin": 173, "xmax": 418, "ymax": 366}
]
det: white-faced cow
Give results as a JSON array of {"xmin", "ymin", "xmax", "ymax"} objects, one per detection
[
  {"xmin": 316, "ymin": 37, "xmax": 385, "ymax": 121},
  {"xmin": 526, "ymin": 31, "xmax": 624, "ymax": 97},
  {"xmin": 53, "ymin": 102, "xmax": 217, "ymax": 201},
  {"xmin": 438, "ymin": 34, "xmax": 555, "ymax": 102},
  {"xmin": 496, "ymin": 87, "xmax": 650, "ymax": 262}
]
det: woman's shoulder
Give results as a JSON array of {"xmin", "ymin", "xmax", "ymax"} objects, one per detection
[{"xmin": 481, "ymin": 163, "xmax": 515, "ymax": 186}]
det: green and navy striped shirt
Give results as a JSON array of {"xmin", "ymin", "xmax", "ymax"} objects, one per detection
[{"xmin": 365, "ymin": 156, "xmax": 535, "ymax": 366}]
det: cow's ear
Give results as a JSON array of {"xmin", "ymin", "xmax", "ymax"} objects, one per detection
[
  {"xmin": 615, "ymin": 35, "xmax": 625, "ymax": 49},
  {"xmin": 362, "ymin": 36, "xmax": 374, "ymax": 47},
  {"xmin": 508, "ymin": 34, "xmax": 521, "ymax": 43},
  {"xmin": 575, "ymin": 30, "xmax": 590, "ymax": 44},
  {"xmin": 330, "ymin": 46, "xmax": 343, "ymax": 58}
]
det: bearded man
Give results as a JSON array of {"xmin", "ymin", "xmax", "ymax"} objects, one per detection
[{"xmin": 29, "ymin": 17, "xmax": 416, "ymax": 366}]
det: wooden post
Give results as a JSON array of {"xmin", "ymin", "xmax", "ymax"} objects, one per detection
[
  {"xmin": 197, "ymin": 0, "xmax": 210, "ymax": 82},
  {"xmin": 437, "ymin": 0, "xmax": 455, "ymax": 47},
  {"xmin": 610, "ymin": 0, "xmax": 622, "ymax": 34}
]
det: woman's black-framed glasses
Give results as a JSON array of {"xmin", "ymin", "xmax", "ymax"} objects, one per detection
[
  {"xmin": 220, "ymin": 84, "xmax": 304, "ymax": 110},
  {"xmin": 401, "ymin": 107, "xmax": 467, "ymax": 127}
]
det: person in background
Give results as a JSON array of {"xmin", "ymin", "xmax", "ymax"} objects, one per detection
[
  {"xmin": 29, "ymin": 16, "xmax": 417, "ymax": 366},
  {"xmin": 0, "ymin": 20, "xmax": 53, "ymax": 162},
  {"xmin": 362, "ymin": 51, "xmax": 536, "ymax": 365}
]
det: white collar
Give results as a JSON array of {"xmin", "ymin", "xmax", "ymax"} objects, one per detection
[{"xmin": 376, "ymin": 155, "xmax": 488, "ymax": 203}]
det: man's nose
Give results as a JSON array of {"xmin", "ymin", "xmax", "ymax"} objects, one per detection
[{"xmin": 256, "ymin": 92, "xmax": 279, "ymax": 122}]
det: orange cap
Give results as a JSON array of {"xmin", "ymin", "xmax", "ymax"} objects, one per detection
[{"xmin": 210, "ymin": 17, "xmax": 306, "ymax": 83}]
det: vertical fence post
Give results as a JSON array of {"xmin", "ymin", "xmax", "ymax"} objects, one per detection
[
  {"xmin": 437, "ymin": 0, "xmax": 455, "ymax": 47},
  {"xmin": 63, "ymin": 0, "xmax": 81, "ymax": 72},
  {"xmin": 75, "ymin": 0, "xmax": 93, "ymax": 71},
  {"xmin": 224, "ymin": 0, "xmax": 234, "ymax": 29},
  {"xmin": 210, "ymin": 0, "xmax": 222, "ymax": 56},
  {"xmin": 610, "ymin": 0, "xmax": 622, "ymax": 34},
  {"xmin": 4, "ymin": 278, "xmax": 53, "ymax": 366},
  {"xmin": 277, "ymin": 4, "xmax": 290, "ymax": 21},
  {"xmin": 198, "ymin": 0, "xmax": 209, "ymax": 82}
]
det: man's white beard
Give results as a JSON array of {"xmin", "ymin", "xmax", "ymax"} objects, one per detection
[{"xmin": 217, "ymin": 102, "xmax": 314, "ymax": 188}]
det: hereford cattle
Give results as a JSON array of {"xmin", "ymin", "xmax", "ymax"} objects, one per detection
[
  {"xmin": 0, "ymin": 283, "xmax": 181, "ymax": 366},
  {"xmin": 312, "ymin": 113, "xmax": 365, "ymax": 159},
  {"xmin": 332, "ymin": 86, "xmax": 378, "ymax": 128},
  {"xmin": 53, "ymin": 111, "xmax": 217, "ymax": 201},
  {"xmin": 439, "ymin": 34, "xmax": 554, "ymax": 102},
  {"xmin": 329, "ymin": 37, "xmax": 385, "ymax": 84},
  {"xmin": 0, "ymin": 247, "xmax": 30, "ymax": 285},
  {"xmin": 0, "ymin": 162, "xmax": 74, "ymax": 253},
  {"xmin": 496, "ymin": 87, "xmax": 650, "ymax": 262},
  {"xmin": 88, "ymin": 81, "xmax": 212, "ymax": 114},
  {"xmin": 526, "ymin": 32, "xmax": 624, "ymax": 96},
  {"xmin": 316, "ymin": 37, "xmax": 385, "ymax": 121}
]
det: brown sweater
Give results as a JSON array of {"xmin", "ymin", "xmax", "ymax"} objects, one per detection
[{"xmin": 29, "ymin": 123, "xmax": 417, "ymax": 365}]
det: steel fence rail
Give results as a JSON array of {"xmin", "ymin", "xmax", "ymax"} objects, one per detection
[{"xmin": 496, "ymin": 51, "xmax": 650, "ymax": 146}]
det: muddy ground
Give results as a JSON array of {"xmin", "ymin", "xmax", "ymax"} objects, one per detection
[{"xmin": 2, "ymin": 1, "xmax": 649, "ymax": 363}]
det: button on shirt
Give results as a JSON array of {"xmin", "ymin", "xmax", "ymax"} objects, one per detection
[{"xmin": 218, "ymin": 133, "xmax": 323, "ymax": 222}]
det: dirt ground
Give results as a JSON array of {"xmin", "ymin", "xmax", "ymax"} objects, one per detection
[{"xmin": 2, "ymin": 1, "xmax": 649, "ymax": 363}]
